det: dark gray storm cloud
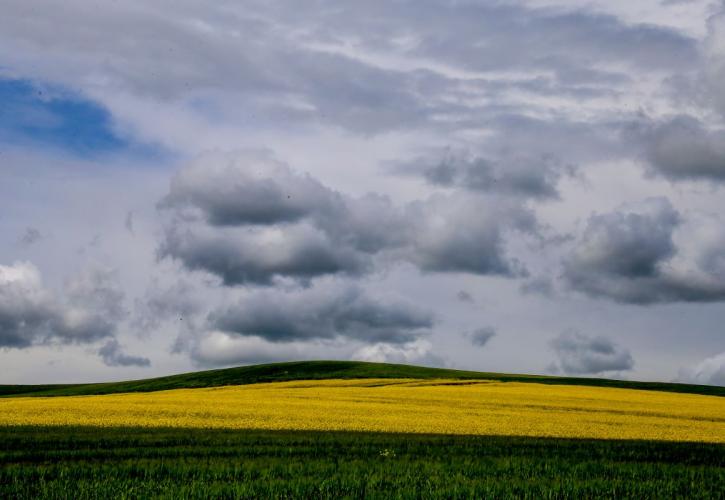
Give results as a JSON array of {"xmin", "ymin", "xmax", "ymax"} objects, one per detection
[
  {"xmin": 469, "ymin": 327, "xmax": 496, "ymax": 347},
  {"xmin": 157, "ymin": 152, "xmax": 415, "ymax": 286},
  {"xmin": 549, "ymin": 330, "xmax": 634, "ymax": 375},
  {"xmin": 159, "ymin": 152, "xmax": 534, "ymax": 285},
  {"xmin": 159, "ymin": 222, "xmax": 370, "ymax": 287},
  {"xmin": 568, "ymin": 198, "xmax": 680, "ymax": 280},
  {"xmin": 209, "ymin": 284, "xmax": 434, "ymax": 344},
  {"xmin": 0, "ymin": 262, "xmax": 124, "ymax": 348},
  {"xmin": 98, "ymin": 339, "xmax": 150, "ymax": 367},
  {"xmin": 638, "ymin": 115, "xmax": 725, "ymax": 182},
  {"xmin": 563, "ymin": 198, "xmax": 725, "ymax": 304}
]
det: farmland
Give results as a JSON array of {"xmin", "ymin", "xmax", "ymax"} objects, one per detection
[
  {"xmin": 1, "ymin": 378, "xmax": 724, "ymax": 442},
  {"xmin": 2, "ymin": 427, "xmax": 725, "ymax": 498},
  {"xmin": 1, "ymin": 362, "xmax": 724, "ymax": 497}
]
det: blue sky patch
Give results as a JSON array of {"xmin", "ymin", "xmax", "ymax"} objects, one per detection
[{"xmin": 0, "ymin": 78, "xmax": 153, "ymax": 157}]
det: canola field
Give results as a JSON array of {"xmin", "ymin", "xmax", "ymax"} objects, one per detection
[{"xmin": 1, "ymin": 378, "xmax": 724, "ymax": 442}]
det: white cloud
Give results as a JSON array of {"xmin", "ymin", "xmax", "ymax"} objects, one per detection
[
  {"xmin": 678, "ymin": 352, "xmax": 725, "ymax": 386},
  {"xmin": 190, "ymin": 332, "xmax": 309, "ymax": 367},
  {"xmin": 352, "ymin": 339, "xmax": 444, "ymax": 367}
]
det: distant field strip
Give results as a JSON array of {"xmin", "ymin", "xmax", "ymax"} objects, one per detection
[{"xmin": 1, "ymin": 379, "xmax": 724, "ymax": 442}]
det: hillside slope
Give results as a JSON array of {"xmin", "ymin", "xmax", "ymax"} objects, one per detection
[{"xmin": 1, "ymin": 360, "xmax": 723, "ymax": 397}]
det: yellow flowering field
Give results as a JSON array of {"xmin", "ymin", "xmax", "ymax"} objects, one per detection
[{"xmin": 1, "ymin": 379, "xmax": 723, "ymax": 442}]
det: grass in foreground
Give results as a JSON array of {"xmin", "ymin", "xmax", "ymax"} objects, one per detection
[
  {"xmin": 2, "ymin": 379, "xmax": 724, "ymax": 443},
  {"xmin": 1, "ymin": 426, "xmax": 723, "ymax": 499},
  {"xmin": 1, "ymin": 360, "xmax": 723, "ymax": 398}
]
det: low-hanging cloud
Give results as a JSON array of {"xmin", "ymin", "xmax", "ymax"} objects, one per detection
[
  {"xmin": 98, "ymin": 338, "xmax": 150, "ymax": 367},
  {"xmin": 678, "ymin": 352, "xmax": 725, "ymax": 387},
  {"xmin": 352, "ymin": 339, "xmax": 445, "ymax": 367},
  {"xmin": 190, "ymin": 331, "xmax": 309, "ymax": 367},
  {"xmin": 209, "ymin": 283, "xmax": 434, "ymax": 345},
  {"xmin": 181, "ymin": 281, "xmax": 438, "ymax": 366},
  {"xmin": 0, "ymin": 262, "xmax": 125, "ymax": 348},
  {"xmin": 549, "ymin": 330, "xmax": 634, "ymax": 375}
]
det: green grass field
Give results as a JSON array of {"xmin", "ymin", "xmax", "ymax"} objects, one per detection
[
  {"xmin": 2, "ymin": 360, "xmax": 724, "ymax": 398},
  {"xmin": 2, "ymin": 426, "xmax": 724, "ymax": 499}
]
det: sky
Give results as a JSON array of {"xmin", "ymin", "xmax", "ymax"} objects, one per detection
[{"xmin": 1, "ymin": 0, "xmax": 725, "ymax": 385}]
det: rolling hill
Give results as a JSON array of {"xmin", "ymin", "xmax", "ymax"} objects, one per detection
[{"xmin": 1, "ymin": 360, "xmax": 723, "ymax": 398}]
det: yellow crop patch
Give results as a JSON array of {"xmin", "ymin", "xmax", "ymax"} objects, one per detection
[{"xmin": 1, "ymin": 379, "xmax": 723, "ymax": 442}]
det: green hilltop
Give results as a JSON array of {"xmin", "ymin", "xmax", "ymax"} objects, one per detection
[{"xmin": 1, "ymin": 360, "xmax": 723, "ymax": 398}]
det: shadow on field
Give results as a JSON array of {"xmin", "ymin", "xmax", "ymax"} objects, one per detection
[{"xmin": 1, "ymin": 426, "xmax": 723, "ymax": 498}]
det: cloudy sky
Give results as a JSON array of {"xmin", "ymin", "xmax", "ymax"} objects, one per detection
[{"xmin": 2, "ymin": 0, "xmax": 725, "ymax": 386}]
